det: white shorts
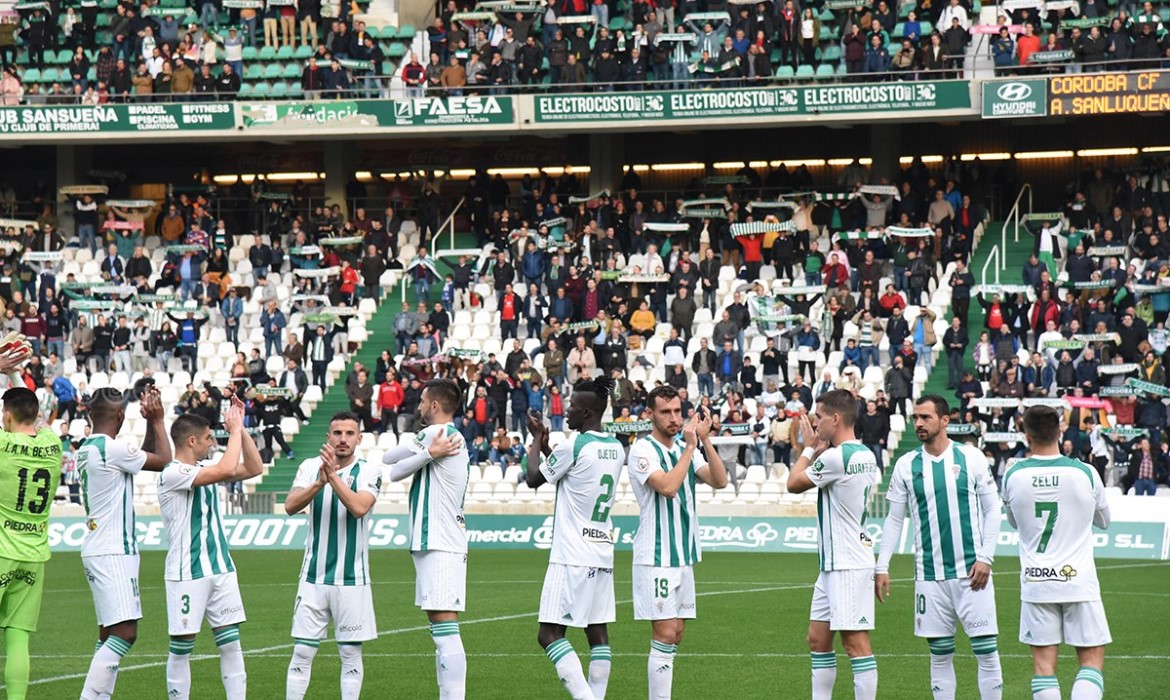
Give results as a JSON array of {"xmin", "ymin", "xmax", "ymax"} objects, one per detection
[
  {"xmin": 1019, "ymin": 600, "xmax": 1112, "ymax": 647},
  {"xmin": 291, "ymin": 580, "xmax": 377, "ymax": 642},
  {"xmin": 538, "ymin": 563, "xmax": 616, "ymax": 628},
  {"xmin": 810, "ymin": 569, "xmax": 875, "ymax": 631},
  {"xmin": 633, "ymin": 565, "xmax": 696, "ymax": 621},
  {"xmin": 412, "ymin": 550, "xmax": 467, "ymax": 612},
  {"xmin": 82, "ymin": 554, "xmax": 142, "ymax": 627},
  {"xmin": 914, "ymin": 577, "xmax": 999, "ymax": 639},
  {"xmin": 165, "ymin": 572, "xmax": 247, "ymax": 636}
]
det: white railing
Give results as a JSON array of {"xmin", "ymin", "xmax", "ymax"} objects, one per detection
[
  {"xmin": 433, "ymin": 195, "xmax": 465, "ymax": 258},
  {"xmin": 981, "ymin": 244, "xmax": 1001, "ymax": 287},
  {"xmin": 1003, "ymin": 183, "xmax": 1034, "ymax": 271}
]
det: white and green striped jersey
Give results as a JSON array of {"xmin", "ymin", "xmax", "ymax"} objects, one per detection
[
  {"xmin": 407, "ymin": 423, "xmax": 470, "ymax": 554},
  {"xmin": 77, "ymin": 434, "xmax": 147, "ymax": 557},
  {"xmin": 888, "ymin": 442, "xmax": 999, "ymax": 581},
  {"xmin": 1001, "ymin": 454, "xmax": 1110, "ymax": 604},
  {"xmin": 293, "ymin": 457, "xmax": 382, "ymax": 586},
  {"xmin": 540, "ymin": 431, "xmax": 625, "ymax": 568},
  {"xmin": 157, "ymin": 460, "xmax": 235, "ymax": 581},
  {"xmin": 628, "ymin": 435, "xmax": 707, "ymax": 567},
  {"xmin": 809, "ymin": 441, "xmax": 880, "ymax": 572}
]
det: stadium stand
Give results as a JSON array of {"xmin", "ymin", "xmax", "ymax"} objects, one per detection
[{"xmin": 0, "ymin": 0, "xmax": 1166, "ymax": 103}]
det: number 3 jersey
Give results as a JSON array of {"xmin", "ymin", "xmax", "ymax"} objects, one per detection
[
  {"xmin": 0, "ymin": 428, "xmax": 61, "ymax": 563},
  {"xmin": 1001, "ymin": 454, "xmax": 1111, "ymax": 604},
  {"xmin": 157, "ymin": 461, "xmax": 235, "ymax": 582},
  {"xmin": 539, "ymin": 431, "xmax": 625, "ymax": 569},
  {"xmin": 76, "ymin": 434, "xmax": 148, "ymax": 558}
]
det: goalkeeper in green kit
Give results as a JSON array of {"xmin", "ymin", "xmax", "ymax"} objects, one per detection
[{"xmin": 0, "ymin": 346, "xmax": 62, "ymax": 700}]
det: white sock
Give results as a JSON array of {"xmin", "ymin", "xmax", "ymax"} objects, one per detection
[
  {"xmin": 214, "ymin": 626, "xmax": 247, "ymax": 700},
  {"xmin": 167, "ymin": 638, "xmax": 195, "ymax": 700},
  {"xmin": 811, "ymin": 652, "xmax": 837, "ymax": 700},
  {"xmin": 648, "ymin": 640, "xmax": 676, "ymax": 699},
  {"xmin": 589, "ymin": 644, "xmax": 612, "ymax": 699},
  {"xmin": 1031, "ymin": 675, "xmax": 1060, "ymax": 699},
  {"xmin": 927, "ymin": 637, "xmax": 956, "ymax": 700},
  {"xmin": 1070, "ymin": 667, "xmax": 1104, "ymax": 700},
  {"xmin": 81, "ymin": 635, "xmax": 132, "ymax": 700},
  {"xmin": 339, "ymin": 642, "xmax": 364, "ymax": 700},
  {"xmin": 850, "ymin": 655, "xmax": 878, "ymax": 700},
  {"xmin": 545, "ymin": 638, "xmax": 594, "ymax": 700},
  {"xmin": 971, "ymin": 636, "xmax": 1003, "ymax": 700},
  {"xmin": 431, "ymin": 621, "xmax": 466, "ymax": 700},
  {"xmin": 285, "ymin": 639, "xmax": 319, "ymax": 700}
]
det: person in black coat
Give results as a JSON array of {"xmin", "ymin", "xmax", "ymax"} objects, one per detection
[
  {"xmin": 593, "ymin": 48, "xmax": 620, "ymax": 88},
  {"xmin": 215, "ymin": 63, "xmax": 241, "ymax": 99},
  {"xmin": 278, "ymin": 358, "xmax": 310, "ymax": 423}
]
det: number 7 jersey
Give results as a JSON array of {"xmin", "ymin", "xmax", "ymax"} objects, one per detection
[{"xmin": 539, "ymin": 431, "xmax": 625, "ymax": 568}]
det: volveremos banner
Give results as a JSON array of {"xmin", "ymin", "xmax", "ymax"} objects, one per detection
[
  {"xmin": 46, "ymin": 514, "xmax": 1169, "ymax": 560},
  {"xmin": 0, "ymin": 103, "xmax": 235, "ymax": 134},
  {"xmin": 533, "ymin": 81, "xmax": 971, "ymax": 123},
  {"xmin": 240, "ymin": 96, "xmax": 516, "ymax": 129}
]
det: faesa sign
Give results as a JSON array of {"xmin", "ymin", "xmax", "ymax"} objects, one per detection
[
  {"xmin": 240, "ymin": 96, "xmax": 515, "ymax": 129},
  {"xmin": 46, "ymin": 514, "xmax": 1169, "ymax": 560}
]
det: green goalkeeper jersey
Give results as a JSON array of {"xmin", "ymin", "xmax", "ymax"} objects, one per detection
[{"xmin": 0, "ymin": 429, "xmax": 62, "ymax": 563}]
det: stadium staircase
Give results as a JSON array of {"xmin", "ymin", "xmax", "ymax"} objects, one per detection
[{"xmin": 256, "ymin": 229, "xmax": 477, "ymax": 493}]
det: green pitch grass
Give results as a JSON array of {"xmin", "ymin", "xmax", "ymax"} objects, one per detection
[{"xmin": 11, "ymin": 552, "xmax": 1169, "ymax": 698}]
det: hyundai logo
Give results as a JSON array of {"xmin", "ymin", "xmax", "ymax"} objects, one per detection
[{"xmin": 997, "ymin": 82, "xmax": 1033, "ymax": 102}]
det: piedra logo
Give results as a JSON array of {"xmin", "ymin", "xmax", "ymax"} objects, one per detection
[{"xmin": 1024, "ymin": 564, "xmax": 1077, "ymax": 583}]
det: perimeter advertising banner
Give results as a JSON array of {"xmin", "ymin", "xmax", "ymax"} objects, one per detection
[
  {"xmin": 0, "ymin": 103, "xmax": 235, "ymax": 134},
  {"xmin": 46, "ymin": 515, "xmax": 1169, "ymax": 560},
  {"xmin": 533, "ymin": 81, "xmax": 971, "ymax": 123},
  {"xmin": 239, "ymin": 96, "xmax": 516, "ymax": 129}
]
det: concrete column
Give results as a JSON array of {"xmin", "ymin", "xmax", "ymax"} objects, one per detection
[
  {"xmin": 870, "ymin": 124, "xmax": 902, "ymax": 183},
  {"xmin": 323, "ymin": 142, "xmax": 357, "ymax": 220},
  {"xmin": 55, "ymin": 144, "xmax": 93, "ymax": 238},
  {"xmin": 589, "ymin": 133, "xmax": 625, "ymax": 194}
]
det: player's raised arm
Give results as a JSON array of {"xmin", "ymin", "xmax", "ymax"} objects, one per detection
[
  {"xmin": 1093, "ymin": 468, "xmax": 1111, "ymax": 530},
  {"xmin": 320, "ymin": 443, "xmax": 377, "ymax": 518},
  {"xmin": 283, "ymin": 458, "xmax": 327, "ymax": 516},
  {"xmin": 382, "ymin": 431, "xmax": 463, "ymax": 482},
  {"xmin": 643, "ymin": 416, "xmax": 700, "ymax": 498},
  {"xmin": 694, "ymin": 410, "xmax": 729, "ymax": 489},
  {"xmin": 524, "ymin": 410, "xmax": 553, "ymax": 488},
  {"xmin": 191, "ymin": 399, "xmax": 246, "ymax": 487},
  {"xmin": 787, "ymin": 414, "xmax": 832, "ymax": 494},
  {"xmin": 236, "ymin": 403, "xmax": 265, "ymax": 480},
  {"xmin": 138, "ymin": 386, "xmax": 173, "ymax": 471}
]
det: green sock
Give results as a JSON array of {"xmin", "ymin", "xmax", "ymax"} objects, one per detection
[{"xmin": 4, "ymin": 627, "xmax": 30, "ymax": 700}]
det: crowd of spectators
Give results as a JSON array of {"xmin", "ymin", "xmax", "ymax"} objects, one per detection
[{"xmin": 1, "ymin": 0, "xmax": 1169, "ymax": 106}]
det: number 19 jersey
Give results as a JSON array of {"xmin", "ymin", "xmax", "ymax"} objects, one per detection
[
  {"xmin": 540, "ymin": 431, "xmax": 625, "ymax": 568},
  {"xmin": 1001, "ymin": 454, "xmax": 1110, "ymax": 604},
  {"xmin": 77, "ymin": 435, "xmax": 147, "ymax": 557},
  {"xmin": 628, "ymin": 435, "xmax": 707, "ymax": 568}
]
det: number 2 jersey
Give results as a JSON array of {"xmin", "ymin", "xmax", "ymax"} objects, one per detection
[
  {"xmin": 627, "ymin": 435, "xmax": 708, "ymax": 568},
  {"xmin": 0, "ymin": 428, "xmax": 61, "ymax": 563},
  {"xmin": 404, "ymin": 424, "xmax": 470, "ymax": 554},
  {"xmin": 157, "ymin": 460, "xmax": 235, "ymax": 581},
  {"xmin": 539, "ymin": 431, "xmax": 625, "ymax": 569},
  {"xmin": 1001, "ymin": 454, "xmax": 1110, "ymax": 604},
  {"xmin": 809, "ymin": 440, "xmax": 880, "ymax": 572},
  {"xmin": 76, "ymin": 434, "xmax": 148, "ymax": 558}
]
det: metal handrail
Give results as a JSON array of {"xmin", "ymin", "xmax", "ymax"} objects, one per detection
[
  {"xmin": 981, "ymin": 244, "xmax": 1001, "ymax": 287},
  {"xmin": 434, "ymin": 195, "xmax": 465, "ymax": 257},
  {"xmin": 1004, "ymin": 183, "xmax": 1034, "ymax": 270}
]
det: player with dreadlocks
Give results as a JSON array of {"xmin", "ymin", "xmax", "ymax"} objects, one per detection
[{"xmin": 525, "ymin": 377, "xmax": 625, "ymax": 700}]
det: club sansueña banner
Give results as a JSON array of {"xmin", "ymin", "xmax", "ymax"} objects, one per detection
[
  {"xmin": 533, "ymin": 81, "xmax": 971, "ymax": 123},
  {"xmin": 0, "ymin": 103, "xmax": 235, "ymax": 134},
  {"xmin": 47, "ymin": 514, "xmax": 1169, "ymax": 560}
]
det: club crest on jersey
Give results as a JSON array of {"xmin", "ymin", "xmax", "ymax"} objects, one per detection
[
  {"xmin": 952, "ymin": 464, "xmax": 961, "ymax": 478},
  {"xmin": 811, "ymin": 460, "xmax": 825, "ymax": 478},
  {"xmin": 86, "ymin": 519, "xmax": 98, "ymax": 531},
  {"xmin": 637, "ymin": 456, "xmax": 650, "ymax": 473}
]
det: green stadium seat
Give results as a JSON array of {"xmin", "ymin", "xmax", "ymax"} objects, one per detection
[
  {"xmin": 289, "ymin": 84, "xmax": 304, "ymax": 97},
  {"xmin": 795, "ymin": 64, "xmax": 814, "ymax": 79},
  {"xmin": 381, "ymin": 26, "xmax": 398, "ymax": 39},
  {"xmin": 264, "ymin": 63, "xmax": 283, "ymax": 79},
  {"xmin": 609, "ymin": 18, "xmax": 628, "ymax": 32},
  {"xmin": 821, "ymin": 45, "xmax": 842, "ymax": 63},
  {"xmin": 53, "ymin": 49, "xmax": 72, "ymax": 64},
  {"xmin": 818, "ymin": 9, "xmax": 834, "ymax": 21},
  {"xmin": 815, "ymin": 64, "xmax": 835, "ymax": 79},
  {"xmin": 41, "ymin": 68, "xmax": 59, "ymax": 83},
  {"xmin": 97, "ymin": 14, "xmax": 111, "ymax": 28},
  {"xmin": 892, "ymin": 22, "xmax": 905, "ymax": 39},
  {"xmin": 921, "ymin": 21, "xmax": 933, "ymax": 34},
  {"xmin": 398, "ymin": 24, "xmax": 416, "ymax": 39},
  {"xmin": 387, "ymin": 43, "xmax": 407, "ymax": 58},
  {"xmin": 294, "ymin": 45, "xmax": 313, "ymax": 59},
  {"xmin": 271, "ymin": 82, "xmax": 288, "ymax": 98},
  {"xmin": 99, "ymin": 0, "xmax": 117, "ymax": 8},
  {"xmin": 237, "ymin": 83, "xmax": 253, "ymax": 97},
  {"xmin": 87, "ymin": 67, "xmax": 96, "ymax": 82},
  {"xmin": 251, "ymin": 82, "xmax": 271, "ymax": 97},
  {"xmin": 245, "ymin": 64, "xmax": 265, "ymax": 80},
  {"xmin": 276, "ymin": 45, "xmax": 294, "ymax": 59},
  {"xmin": 776, "ymin": 65, "xmax": 795, "ymax": 79},
  {"xmin": 242, "ymin": 46, "xmax": 258, "ymax": 61},
  {"xmin": 21, "ymin": 68, "xmax": 39, "ymax": 83},
  {"xmin": 259, "ymin": 46, "xmax": 277, "ymax": 60},
  {"xmin": 282, "ymin": 63, "xmax": 300, "ymax": 79},
  {"xmin": 770, "ymin": 48, "xmax": 781, "ymax": 64}
]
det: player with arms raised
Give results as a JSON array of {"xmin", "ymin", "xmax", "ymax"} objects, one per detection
[
  {"xmin": 382, "ymin": 378, "xmax": 468, "ymax": 700},
  {"xmin": 524, "ymin": 377, "xmax": 624, "ymax": 700},
  {"xmin": 1001, "ymin": 406, "xmax": 1111, "ymax": 700},
  {"xmin": 158, "ymin": 398, "xmax": 263, "ymax": 700},
  {"xmin": 876, "ymin": 396, "xmax": 1003, "ymax": 699},
  {"xmin": 0, "ymin": 350, "xmax": 62, "ymax": 700},
  {"xmin": 283, "ymin": 412, "xmax": 383, "ymax": 700},
  {"xmin": 78, "ymin": 386, "xmax": 173, "ymax": 700},
  {"xmin": 787, "ymin": 388, "xmax": 881, "ymax": 700},
  {"xmin": 626, "ymin": 385, "xmax": 728, "ymax": 700}
]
